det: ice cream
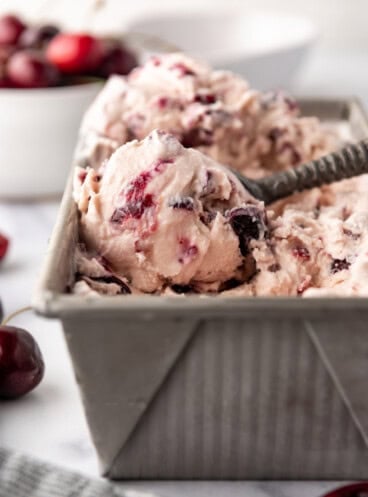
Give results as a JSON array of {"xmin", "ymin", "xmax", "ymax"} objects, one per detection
[
  {"xmin": 74, "ymin": 130, "xmax": 267, "ymax": 294},
  {"xmin": 224, "ymin": 177, "xmax": 368, "ymax": 297},
  {"xmin": 80, "ymin": 52, "xmax": 335, "ymax": 177},
  {"xmin": 72, "ymin": 53, "xmax": 368, "ymax": 297}
]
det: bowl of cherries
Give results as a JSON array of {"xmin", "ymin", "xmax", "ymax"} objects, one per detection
[{"xmin": 0, "ymin": 14, "xmax": 138, "ymax": 199}]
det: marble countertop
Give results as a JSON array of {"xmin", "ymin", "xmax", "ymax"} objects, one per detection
[{"xmin": 0, "ymin": 49, "xmax": 365, "ymax": 497}]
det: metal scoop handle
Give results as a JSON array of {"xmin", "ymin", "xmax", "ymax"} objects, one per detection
[{"xmin": 235, "ymin": 139, "xmax": 368, "ymax": 205}]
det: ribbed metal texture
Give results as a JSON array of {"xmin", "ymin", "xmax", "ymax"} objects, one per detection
[
  {"xmin": 255, "ymin": 139, "xmax": 368, "ymax": 204},
  {"xmin": 109, "ymin": 319, "xmax": 368, "ymax": 479}
]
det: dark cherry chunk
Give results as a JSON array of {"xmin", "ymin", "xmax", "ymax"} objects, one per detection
[
  {"xmin": 280, "ymin": 142, "xmax": 301, "ymax": 166},
  {"xmin": 168, "ymin": 196, "xmax": 194, "ymax": 211},
  {"xmin": 111, "ymin": 195, "xmax": 154, "ymax": 223},
  {"xmin": 77, "ymin": 273, "xmax": 131, "ymax": 294},
  {"xmin": 111, "ymin": 170, "xmax": 156, "ymax": 224},
  {"xmin": 171, "ymin": 284, "xmax": 194, "ymax": 294},
  {"xmin": 268, "ymin": 263, "xmax": 281, "ymax": 272},
  {"xmin": 268, "ymin": 127, "xmax": 284, "ymax": 142},
  {"xmin": 200, "ymin": 210, "xmax": 216, "ymax": 226},
  {"xmin": 343, "ymin": 228, "xmax": 360, "ymax": 240},
  {"xmin": 219, "ymin": 278, "xmax": 243, "ymax": 291},
  {"xmin": 331, "ymin": 258, "xmax": 350, "ymax": 274},
  {"xmin": 292, "ymin": 245, "xmax": 310, "ymax": 261},
  {"xmin": 181, "ymin": 128, "xmax": 213, "ymax": 148},
  {"xmin": 228, "ymin": 206, "xmax": 267, "ymax": 256},
  {"xmin": 170, "ymin": 62, "xmax": 195, "ymax": 77},
  {"xmin": 78, "ymin": 170, "xmax": 87, "ymax": 183},
  {"xmin": 178, "ymin": 237, "xmax": 198, "ymax": 264},
  {"xmin": 194, "ymin": 93, "xmax": 216, "ymax": 105}
]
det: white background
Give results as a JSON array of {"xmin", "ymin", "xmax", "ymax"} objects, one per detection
[{"xmin": 0, "ymin": 0, "xmax": 367, "ymax": 51}]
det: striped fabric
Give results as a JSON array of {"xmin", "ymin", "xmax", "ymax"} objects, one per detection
[{"xmin": 0, "ymin": 447, "xmax": 128, "ymax": 497}]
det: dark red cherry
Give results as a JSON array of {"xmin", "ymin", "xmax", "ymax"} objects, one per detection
[
  {"xmin": 322, "ymin": 481, "xmax": 368, "ymax": 497},
  {"xmin": 0, "ymin": 325, "xmax": 44, "ymax": 399},
  {"xmin": 7, "ymin": 50, "xmax": 59, "ymax": 88},
  {"xmin": 19, "ymin": 24, "xmax": 59, "ymax": 49},
  {"xmin": 0, "ymin": 15, "xmax": 26, "ymax": 46},
  {"xmin": 99, "ymin": 42, "xmax": 137, "ymax": 77},
  {"xmin": 0, "ymin": 233, "xmax": 9, "ymax": 260}
]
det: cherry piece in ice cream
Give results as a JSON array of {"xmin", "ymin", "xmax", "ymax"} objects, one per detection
[
  {"xmin": 228, "ymin": 206, "xmax": 267, "ymax": 255},
  {"xmin": 0, "ymin": 325, "xmax": 44, "ymax": 399}
]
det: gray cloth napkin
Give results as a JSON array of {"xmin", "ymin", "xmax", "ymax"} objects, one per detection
[{"xmin": 0, "ymin": 447, "xmax": 132, "ymax": 497}]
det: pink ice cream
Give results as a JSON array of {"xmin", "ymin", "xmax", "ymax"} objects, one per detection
[
  {"xmin": 72, "ymin": 53, "xmax": 368, "ymax": 297},
  {"xmin": 74, "ymin": 130, "xmax": 267, "ymax": 294},
  {"xmin": 80, "ymin": 52, "xmax": 335, "ymax": 177}
]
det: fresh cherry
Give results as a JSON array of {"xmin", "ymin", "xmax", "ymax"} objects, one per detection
[
  {"xmin": 46, "ymin": 33, "xmax": 103, "ymax": 74},
  {"xmin": 99, "ymin": 42, "xmax": 137, "ymax": 77},
  {"xmin": 0, "ymin": 15, "xmax": 25, "ymax": 46},
  {"xmin": 322, "ymin": 482, "xmax": 368, "ymax": 497},
  {"xmin": 0, "ymin": 233, "xmax": 9, "ymax": 260},
  {"xmin": 0, "ymin": 325, "xmax": 44, "ymax": 399},
  {"xmin": 19, "ymin": 24, "xmax": 59, "ymax": 49},
  {"xmin": 7, "ymin": 50, "xmax": 59, "ymax": 88}
]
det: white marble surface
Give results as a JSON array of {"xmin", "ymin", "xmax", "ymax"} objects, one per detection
[{"xmin": 0, "ymin": 47, "xmax": 365, "ymax": 496}]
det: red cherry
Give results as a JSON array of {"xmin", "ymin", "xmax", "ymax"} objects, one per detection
[
  {"xmin": 0, "ymin": 325, "xmax": 44, "ymax": 399},
  {"xmin": 99, "ymin": 42, "xmax": 137, "ymax": 77},
  {"xmin": 0, "ymin": 233, "xmax": 9, "ymax": 260},
  {"xmin": 0, "ymin": 15, "xmax": 25, "ymax": 46},
  {"xmin": 322, "ymin": 481, "xmax": 368, "ymax": 497},
  {"xmin": 7, "ymin": 50, "xmax": 59, "ymax": 88},
  {"xmin": 46, "ymin": 33, "xmax": 103, "ymax": 74}
]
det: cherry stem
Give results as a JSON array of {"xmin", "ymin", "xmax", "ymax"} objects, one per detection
[{"xmin": 1, "ymin": 306, "xmax": 33, "ymax": 326}]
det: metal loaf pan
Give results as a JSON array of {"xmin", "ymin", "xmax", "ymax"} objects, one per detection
[{"xmin": 34, "ymin": 98, "xmax": 368, "ymax": 480}]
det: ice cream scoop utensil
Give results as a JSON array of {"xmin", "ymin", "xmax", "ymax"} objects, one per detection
[{"xmin": 234, "ymin": 139, "xmax": 368, "ymax": 204}]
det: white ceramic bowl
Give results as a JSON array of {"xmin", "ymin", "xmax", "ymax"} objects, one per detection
[
  {"xmin": 0, "ymin": 82, "xmax": 101, "ymax": 200},
  {"xmin": 129, "ymin": 10, "xmax": 317, "ymax": 90}
]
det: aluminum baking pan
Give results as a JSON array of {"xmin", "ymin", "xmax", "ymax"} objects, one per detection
[{"xmin": 33, "ymin": 98, "xmax": 368, "ymax": 479}]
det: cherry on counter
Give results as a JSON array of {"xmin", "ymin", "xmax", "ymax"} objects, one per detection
[
  {"xmin": 0, "ymin": 324, "xmax": 45, "ymax": 399},
  {"xmin": 0, "ymin": 233, "xmax": 9, "ymax": 260}
]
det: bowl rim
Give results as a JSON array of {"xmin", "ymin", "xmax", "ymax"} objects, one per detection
[
  {"xmin": 0, "ymin": 80, "xmax": 103, "ymax": 98},
  {"xmin": 127, "ymin": 8, "xmax": 318, "ymax": 64}
]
